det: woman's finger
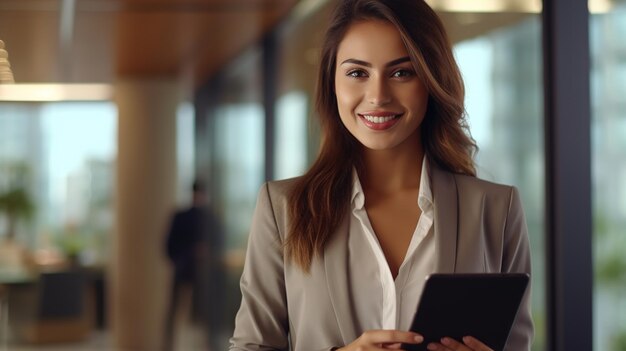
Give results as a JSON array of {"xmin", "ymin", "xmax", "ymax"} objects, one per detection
[
  {"xmin": 383, "ymin": 342, "xmax": 402, "ymax": 350},
  {"xmin": 462, "ymin": 336, "xmax": 494, "ymax": 351},
  {"xmin": 440, "ymin": 337, "xmax": 472, "ymax": 350},
  {"xmin": 426, "ymin": 336, "xmax": 495, "ymax": 351},
  {"xmin": 361, "ymin": 330, "xmax": 424, "ymax": 345}
]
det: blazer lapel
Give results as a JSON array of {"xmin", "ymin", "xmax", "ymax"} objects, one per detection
[
  {"xmin": 324, "ymin": 214, "xmax": 358, "ymax": 345},
  {"xmin": 431, "ymin": 164, "xmax": 459, "ymax": 273}
]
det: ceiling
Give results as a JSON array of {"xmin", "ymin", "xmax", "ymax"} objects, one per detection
[
  {"xmin": 0, "ymin": 0, "xmax": 299, "ymax": 88},
  {"xmin": 1, "ymin": 0, "xmax": 621, "ymax": 93},
  {"xmin": 3, "ymin": 0, "xmax": 593, "ymax": 96}
]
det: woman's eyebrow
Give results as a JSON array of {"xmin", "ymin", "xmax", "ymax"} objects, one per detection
[{"xmin": 340, "ymin": 56, "xmax": 411, "ymax": 67}]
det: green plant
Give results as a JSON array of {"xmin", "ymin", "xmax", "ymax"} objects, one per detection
[
  {"xmin": 612, "ymin": 329, "xmax": 626, "ymax": 351},
  {"xmin": 596, "ymin": 250, "xmax": 626, "ymax": 287},
  {"xmin": 0, "ymin": 187, "xmax": 35, "ymax": 239},
  {"xmin": 56, "ymin": 232, "xmax": 85, "ymax": 257},
  {"xmin": 0, "ymin": 162, "xmax": 35, "ymax": 240}
]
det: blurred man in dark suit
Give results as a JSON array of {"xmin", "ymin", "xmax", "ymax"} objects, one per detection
[{"xmin": 163, "ymin": 180, "xmax": 223, "ymax": 350}]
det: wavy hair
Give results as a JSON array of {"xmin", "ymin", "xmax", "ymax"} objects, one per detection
[{"xmin": 286, "ymin": 0, "xmax": 477, "ymax": 271}]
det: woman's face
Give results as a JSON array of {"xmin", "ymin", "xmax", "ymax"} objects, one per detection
[{"xmin": 334, "ymin": 20, "xmax": 428, "ymax": 152}]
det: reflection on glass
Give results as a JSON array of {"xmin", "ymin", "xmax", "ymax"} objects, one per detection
[
  {"xmin": 275, "ymin": 92, "xmax": 308, "ymax": 180},
  {"xmin": 200, "ymin": 46, "xmax": 265, "ymax": 350},
  {"xmin": 454, "ymin": 16, "xmax": 545, "ymax": 351},
  {"xmin": 176, "ymin": 102, "xmax": 196, "ymax": 206},
  {"xmin": 213, "ymin": 104, "xmax": 264, "ymax": 250},
  {"xmin": 591, "ymin": 3, "xmax": 626, "ymax": 351}
]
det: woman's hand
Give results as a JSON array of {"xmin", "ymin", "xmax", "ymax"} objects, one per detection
[
  {"xmin": 425, "ymin": 336, "xmax": 493, "ymax": 351},
  {"xmin": 337, "ymin": 330, "xmax": 424, "ymax": 350}
]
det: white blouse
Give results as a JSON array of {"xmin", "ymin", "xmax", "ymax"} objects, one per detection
[{"xmin": 348, "ymin": 156, "xmax": 435, "ymax": 331}]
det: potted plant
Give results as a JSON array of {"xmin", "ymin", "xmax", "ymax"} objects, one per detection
[
  {"xmin": 0, "ymin": 187, "xmax": 35, "ymax": 241},
  {"xmin": 0, "ymin": 162, "xmax": 35, "ymax": 241},
  {"xmin": 0, "ymin": 162, "xmax": 36, "ymax": 275}
]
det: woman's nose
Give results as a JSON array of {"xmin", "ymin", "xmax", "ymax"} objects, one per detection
[{"xmin": 367, "ymin": 78, "xmax": 392, "ymax": 106}]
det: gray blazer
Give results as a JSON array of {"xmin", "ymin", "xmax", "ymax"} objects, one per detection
[{"xmin": 230, "ymin": 165, "xmax": 533, "ymax": 351}]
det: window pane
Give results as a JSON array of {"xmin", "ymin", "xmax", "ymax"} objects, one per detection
[
  {"xmin": 176, "ymin": 102, "xmax": 196, "ymax": 205},
  {"xmin": 202, "ymin": 47, "xmax": 265, "ymax": 350},
  {"xmin": 207, "ymin": 47, "xmax": 264, "ymax": 251},
  {"xmin": 0, "ymin": 102, "xmax": 116, "ymax": 269},
  {"xmin": 213, "ymin": 104, "xmax": 264, "ymax": 249},
  {"xmin": 274, "ymin": 92, "xmax": 308, "ymax": 180},
  {"xmin": 453, "ymin": 13, "xmax": 546, "ymax": 351},
  {"xmin": 591, "ymin": 3, "xmax": 626, "ymax": 351}
]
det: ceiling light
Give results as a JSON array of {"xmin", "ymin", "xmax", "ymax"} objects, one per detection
[
  {"xmin": 0, "ymin": 84, "xmax": 113, "ymax": 101},
  {"xmin": 426, "ymin": 0, "xmax": 613, "ymax": 14},
  {"xmin": 426, "ymin": 0, "xmax": 542, "ymax": 13},
  {"xmin": 589, "ymin": 0, "xmax": 614, "ymax": 13}
]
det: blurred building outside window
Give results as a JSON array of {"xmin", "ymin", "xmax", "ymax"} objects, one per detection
[
  {"xmin": 0, "ymin": 102, "xmax": 116, "ymax": 272},
  {"xmin": 0, "ymin": 99, "xmax": 195, "ymax": 271}
]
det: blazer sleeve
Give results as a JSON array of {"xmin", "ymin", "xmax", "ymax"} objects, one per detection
[
  {"xmin": 230, "ymin": 183, "xmax": 290, "ymax": 351},
  {"xmin": 502, "ymin": 186, "xmax": 534, "ymax": 351}
]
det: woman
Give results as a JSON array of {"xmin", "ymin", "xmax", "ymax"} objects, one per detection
[{"xmin": 230, "ymin": 0, "xmax": 533, "ymax": 350}]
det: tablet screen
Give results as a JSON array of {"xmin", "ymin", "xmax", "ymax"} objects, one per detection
[{"xmin": 404, "ymin": 273, "xmax": 529, "ymax": 351}]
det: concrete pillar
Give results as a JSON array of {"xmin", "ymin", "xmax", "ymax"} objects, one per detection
[{"xmin": 113, "ymin": 79, "xmax": 178, "ymax": 350}]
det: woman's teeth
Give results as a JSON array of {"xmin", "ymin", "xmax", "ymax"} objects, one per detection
[{"xmin": 362, "ymin": 115, "xmax": 398, "ymax": 123}]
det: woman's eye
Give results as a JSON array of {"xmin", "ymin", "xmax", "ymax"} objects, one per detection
[
  {"xmin": 347, "ymin": 69, "xmax": 367, "ymax": 78},
  {"xmin": 392, "ymin": 69, "xmax": 415, "ymax": 78}
]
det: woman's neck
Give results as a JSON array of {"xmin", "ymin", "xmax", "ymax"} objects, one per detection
[{"xmin": 360, "ymin": 144, "xmax": 424, "ymax": 194}]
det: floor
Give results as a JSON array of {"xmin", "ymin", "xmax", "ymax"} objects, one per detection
[
  {"xmin": 7, "ymin": 331, "xmax": 112, "ymax": 351},
  {"xmin": 7, "ymin": 325, "xmax": 211, "ymax": 351},
  {"xmin": 2, "ymin": 288, "xmax": 223, "ymax": 351}
]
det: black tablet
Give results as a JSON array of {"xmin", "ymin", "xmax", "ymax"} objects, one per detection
[{"xmin": 404, "ymin": 273, "xmax": 529, "ymax": 351}]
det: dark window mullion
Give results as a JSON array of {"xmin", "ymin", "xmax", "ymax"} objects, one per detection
[{"xmin": 542, "ymin": 0, "xmax": 593, "ymax": 350}]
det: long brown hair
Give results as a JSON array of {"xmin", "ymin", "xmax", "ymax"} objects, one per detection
[{"xmin": 286, "ymin": 0, "xmax": 477, "ymax": 271}]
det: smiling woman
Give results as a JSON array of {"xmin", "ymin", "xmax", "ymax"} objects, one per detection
[
  {"xmin": 334, "ymin": 20, "xmax": 428, "ymax": 152},
  {"xmin": 229, "ymin": 1, "xmax": 533, "ymax": 351}
]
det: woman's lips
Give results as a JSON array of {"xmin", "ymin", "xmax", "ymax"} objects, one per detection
[{"xmin": 358, "ymin": 113, "xmax": 402, "ymax": 130}]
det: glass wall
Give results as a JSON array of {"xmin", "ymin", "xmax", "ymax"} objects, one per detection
[
  {"xmin": 454, "ymin": 15, "xmax": 545, "ymax": 351},
  {"xmin": 273, "ymin": 2, "xmax": 332, "ymax": 174},
  {"xmin": 175, "ymin": 102, "xmax": 196, "ymax": 206},
  {"xmin": 199, "ymin": 45, "xmax": 265, "ymax": 347},
  {"xmin": 0, "ymin": 101, "xmax": 194, "ymax": 265},
  {"xmin": 0, "ymin": 102, "xmax": 116, "ymax": 271},
  {"xmin": 274, "ymin": 92, "xmax": 308, "ymax": 180},
  {"xmin": 591, "ymin": 2, "xmax": 626, "ymax": 350},
  {"xmin": 205, "ymin": 47, "xmax": 265, "ymax": 252}
]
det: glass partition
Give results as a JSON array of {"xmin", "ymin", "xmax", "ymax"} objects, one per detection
[
  {"xmin": 591, "ymin": 2, "xmax": 626, "ymax": 350},
  {"xmin": 206, "ymin": 47, "xmax": 265, "ymax": 251},
  {"xmin": 454, "ymin": 15, "xmax": 545, "ymax": 350},
  {"xmin": 212, "ymin": 103, "xmax": 264, "ymax": 250},
  {"xmin": 200, "ymin": 46, "xmax": 265, "ymax": 348},
  {"xmin": 274, "ymin": 92, "xmax": 308, "ymax": 180}
]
